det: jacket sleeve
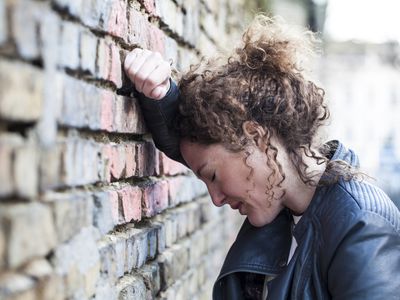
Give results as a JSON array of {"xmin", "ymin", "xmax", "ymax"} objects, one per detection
[
  {"xmin": 327, "ymin": 211, "xmax": 400, "ymax": 300},
  {"xmin": 136, "ymin": 80, "xmax": 186, "ymax": 165}
]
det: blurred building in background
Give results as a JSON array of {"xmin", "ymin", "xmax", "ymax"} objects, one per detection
[{"xmin": 268, "ymin": 0, "xmax": 400, "ymax": 208}]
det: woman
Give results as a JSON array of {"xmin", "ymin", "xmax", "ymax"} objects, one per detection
[{"xmin": 124, "ymin": 16, "xmax": 400, "ymax": 300}]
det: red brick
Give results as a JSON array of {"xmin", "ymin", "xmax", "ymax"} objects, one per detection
[
  {"xmin": 103, "ymin": 0, "xmax": 128, "ymax": 41},
  {"xmin": 109, "ymin": 43, "xmax": 123, "ymax": 88},
  {"xmin": 148, "ymin": 25, "xmax": 165, "ymax": 55},
  {"xmin": 101, "ymin": 144, "xmax": 127, "ymax": 181},
  {"xmin": 117, "ymin": 186, "xmax": 142, "ymax": 222},
  {"xmin": 159, "ymin": 152, "xmax": 188, "ymax": 176},
  {"xmin": 142, "ymin": 180, "xmax": 169, "ymax": 217},
  {"xmin": 113, "ymin": 96, "xmax": 146, "ymax": 134},
  {"xmin": 125, "ymin": 144, "xmax": 136, "ymax": 178},
  {"xmin": 135, "ymin": 142, "xmax": 159, "ymax": 177},
  {"xmin": 96, "ymin": 40, "xmax": 122, "ymax": 88},
  {"xmin": 100, "ymin": 90, "xmax": 115, "ymax": 132}
]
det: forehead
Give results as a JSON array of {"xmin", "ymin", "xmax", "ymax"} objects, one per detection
[{"xmin": 180, "ymin": 141, "xmax": 229, "ymax": 165}]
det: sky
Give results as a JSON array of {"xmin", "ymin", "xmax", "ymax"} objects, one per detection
[{"xmin": 324, "ymin": 0, "xmax": 400, "ymax": 43}]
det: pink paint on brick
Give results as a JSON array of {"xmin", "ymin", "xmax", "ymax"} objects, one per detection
[
  {"xmin": 117, "ymin": 186, "xmax": 142, "ymax": 222},
  {"xmin": 100, "ymin": 90, "xmax": 114, "ymax": 132},
  {"xmin": 148, "ymin": 25, "xmax": 165, "ymax": 56},
  {"xmin": 106, "ymin": 0, "xmax": 128, "ymax": 40},
  {"xmin": 160, "ymin": 152, "xmax": 188, "ymax": 176},
  {"xmin": 142, "ymin": 180, "xmax": 169, "ymax": 217},
  {"xmin": 140, "ymin": 0, "xmax": 158, "ymax": 17},
  {"xmin": 110, "ymin": 144, "xmax": 126, "ymax": 180},
  {"xmin": 125, "ymin": 144, "xmax": 136, "ymax": 178},
  {"xmin": 108, "ymin": 44, "xmax": 122, "ymax": 88}
]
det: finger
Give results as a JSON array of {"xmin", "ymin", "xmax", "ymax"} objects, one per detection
[
  {"xmin": 124, "ymin": 48, "xmax": 143, "ymax": 71},
  {"xmin": 142, "ymin": 62, "xmax": 171, "ymax": 96},
  {"xmin": 149, "ymin": 84, "xmax": 169, "ymax": 100},
  {"xmin": 125, "ymin": 49, "xmax": 153, "ymax": 84},
  {"xmin": 134, "ymin": 52, "xmax": 164, "ymax": 93}
]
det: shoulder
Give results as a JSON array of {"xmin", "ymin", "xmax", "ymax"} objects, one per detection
[{"xmin": 315, "ymin": 179, "xmax": 400, "ymax": 248}]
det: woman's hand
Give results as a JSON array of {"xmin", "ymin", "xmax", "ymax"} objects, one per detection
[{"xmin": 124, "ymin": 48, "xmax": 171, "ymax": 100}]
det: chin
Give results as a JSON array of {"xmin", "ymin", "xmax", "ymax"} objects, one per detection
[{"xmin": 247, "ymin": 215, "xmax": 272, "ymax": 227}]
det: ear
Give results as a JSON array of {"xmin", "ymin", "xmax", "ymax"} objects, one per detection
[{"xmin": 242, "ymin": 121, "xmax": 268, "ymax": 149}]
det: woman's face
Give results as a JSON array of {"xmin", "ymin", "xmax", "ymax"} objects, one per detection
[{"xmin": 180, "ymin": 140, "xmax": 286, "ymax": 227}]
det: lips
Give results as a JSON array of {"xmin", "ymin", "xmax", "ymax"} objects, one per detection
[{"xmin": 231, "ymin": 202, "xmax": 242, "ymax": 210}]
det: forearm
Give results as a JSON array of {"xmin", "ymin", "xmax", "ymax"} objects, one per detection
[{"xmin": 137, "ymin": 80, "xmax": 186, "ymax": 165}]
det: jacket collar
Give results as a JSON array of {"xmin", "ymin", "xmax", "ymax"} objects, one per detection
[{"xmin": 216, "ymin": 209, "xmax": 292, "ymax": 279}]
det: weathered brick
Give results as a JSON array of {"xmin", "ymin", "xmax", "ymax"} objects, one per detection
[
  {"xmin": 0, "ymin": 134, "xmax": 23, "ymax": 197},
  {"xmin": 113, "ymin": 96, "xmax": 146, "ymax": 134},
  {"xmin": 158, "ymin": 242, "xmax": 189, "ymax": 289},
  {"xmin": 0, "ymin": 272, "xmax": 35, "ymax": 297},
  {"xmin": 142, "ymin": 180, "xmax": 169, "ymax": 217},
  {"xmin": 11, "ymin": 0, "xmax": 42, "ymax": 60},
  {"xmin": 137, "ymin": 262, "xmax": 160, "ymax": 298},
  {"xmin": 44, "ymin": 191, "xmax": 93, "ymax": 243},
  {"xmin": 124, "ymin": 144, "xmax": 136, "ymax": 178},
  {"xmin": 127, "ymin": 8, "xmax": 149, "ymax": 48},
  {"xmin": 0, "ymin": 60, "xmax": 44, "ymax": 122},
  {"xmin": 79, "ymin": 0, "xmax": 102, "ymax": 29},
  {"xmin": 96, "ymin": 39, "xmax": 122, "ymax": 88},
  {"xmin": 100, "ymin": 0, "xmax": 128, "ymax": 41},
  {"xmin": 138, "ymin": 0, "xmax": 157, "ymax": 16},
  {"xmin": 13, "ymin": 143, "xmax": 38, "ymax": 198},
  {"xmin": 60, "ymin": 137, "xmax": 101, "ymax": 186},
  {"xmin": 182, "ymin": 0, "xmax": 200, "ymax": 47},
  {"xmin": 0, "ymin": 202, "xmax": 57, "ymax": 268},
  {"xmin": 59, "ymin": 21, "xmax": 80, "ymax": 70},
  {"xmin": 124, "ymin": 226, "xmax": 148, "ymax": 270},
  {"xmin": 117, "ymin": 185, "xmax": 142, "ymax": 223},
  {"xmin": 93, "ymin": 191, "xmax": 117, "ymax": 235},
  {"xmin": 80, "ymin": 29, "xmax": 98, "ymax": 75},
  {"xmin": 159, "ymin": 152, "xmax": 188, "ymax": 175},
  {"xmin": 156, "ymin": 0, "xmax": 183, "ymax": 36},
  {"xmin": 92, "ymin": 278, "xmax": 118, "ymax": 300},
  {"xmin": 51, "ymin": 227, "xmax": 100, "ymax": 299},
  {"xmin": 53, "ymin": 0, "xmax": 83, "ymax": 19},
  {"xmin": 198, "ymin": 31, "xmax": 216, "ymax": 56},
  {"xmin": 0, "ymin": 0, "xmax": 6, "ymax": 44},
  {"xmin": 39, "ymin": 143, "xmax": 63, "ymax": 191},
  {"xmin": 150, "ymin": 221, "xmax": 166, "ymax": 254},
  {"xmin": 148, "ymin": 24, "xmax": 165, "ymax": 54},
  {"xmin": 117, "ymin": 274, "xmax": 146, "ymax": 300},
  {"xmin": 164, "ymin": 36, "xmax": 178, "ymax": 67},
  {"xmin": 109, "ymin": 43, "xmax": 123, "ymax": 87},
  {"xmin": 0, "ymin": 228, "xmax": 5, "ymax": 269},
  {"xmin": 135, "ymin": 141, "xmax": 159, "ymax": 177},
  {"xmin": 168, "ymin": 175, "xmax": 207, "ymax": 206}
]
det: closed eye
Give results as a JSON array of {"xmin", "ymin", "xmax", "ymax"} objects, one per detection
[{"xmin": 211, "ymin": 172, "xmax": 216, "ymax": 182}]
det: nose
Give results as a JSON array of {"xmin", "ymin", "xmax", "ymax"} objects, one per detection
[{"xmin": 207, "ymin": 184, "xmax": 226, "ymax": 207}]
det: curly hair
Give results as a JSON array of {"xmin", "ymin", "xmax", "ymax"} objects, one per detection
[{"xmin": 173, "ymin": 15, "xmax": 361, "ymax": 199}]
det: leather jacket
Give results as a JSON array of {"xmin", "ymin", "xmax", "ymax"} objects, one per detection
[{"xmin": 136, "ymin": 81, "xmax": 400, "ymax": 300}]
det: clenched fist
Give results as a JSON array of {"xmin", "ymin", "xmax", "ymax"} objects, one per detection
[{"xmin": 124, "ymin": 48, "xmax": 171, "ymax": 100}]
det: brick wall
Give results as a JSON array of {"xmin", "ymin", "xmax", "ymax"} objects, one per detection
[{"xmin": 0, "ymin": 0, "xmax": 252, "ymax": 299}]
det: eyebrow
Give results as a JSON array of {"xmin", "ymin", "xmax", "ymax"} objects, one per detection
[{"xmin": 196, "ymin": 163, "xmax": 208, "ymax": 178}]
